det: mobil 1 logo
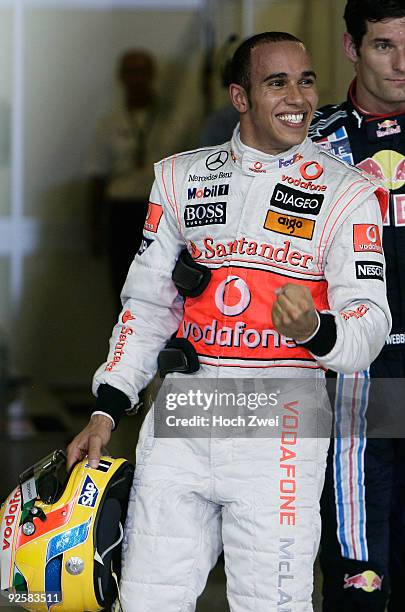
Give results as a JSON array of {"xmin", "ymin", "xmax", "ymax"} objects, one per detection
[
  {"xmin": 271, "ymin": 184, "xmax": 324, "ymax": 215},
  {"xmin": 184, "ymin": 202, "xmax": 227, "ymax": 227},
  {"xmin": 355, "ymin": 260, "xmax": 384, "ymax": 281}
]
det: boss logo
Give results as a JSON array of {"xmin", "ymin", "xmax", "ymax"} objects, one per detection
[
  {"xmin": 271, "ymin": 184, "xmax": 324, "ymax": 215},
  {"xmin": 184, "ymin": 202, "xmax": 227, "ymax": 227},
  {"xmin": 187, "ymin": 184, "xmax": 229, "ymax": 200},
  {"xmin": 355, "ymin": 261, "xmax": 384, "ymax": 281}
]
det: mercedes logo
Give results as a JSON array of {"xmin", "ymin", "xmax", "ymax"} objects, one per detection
[{"xmin": 206, "ymin": 150, "xmax": 229, "ymax": 171}]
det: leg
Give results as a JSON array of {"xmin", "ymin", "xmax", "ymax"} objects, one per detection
[
  {"xmin": 120, "ymin": 412, "xmax": 223, "ymax": 611},
  {"xmin": 216, "ymin": 411, "xmax": 329, "ymax": 612},
  {"xmin": 388, "ymin": 438, "xmax": 405, "ymax": 612},
  {"xmin": 320, "ymin": 371, "xmax": 393, "ymax": 611}
]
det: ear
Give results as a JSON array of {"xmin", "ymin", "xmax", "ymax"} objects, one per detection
[
  {"xmin": 229, "ymin": 83, "xmax": 249, "ymax": 113},
  {"xmin": 343, "ymin": 32, "xmax": 359, "ymax": 64}
]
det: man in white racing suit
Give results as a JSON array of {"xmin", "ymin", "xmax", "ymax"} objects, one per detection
[{"xmin": 67, "ymin": 32, "xmax": 391, "ymax": 611}]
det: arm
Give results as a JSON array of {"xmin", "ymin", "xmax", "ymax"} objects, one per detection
[
  {"xmin": 273, "ymin": 192, "xmax": 391, "ymax": 374},
  {"xmin": 67, "ymin": 172, "xmax": 185, "ymax": 469}
]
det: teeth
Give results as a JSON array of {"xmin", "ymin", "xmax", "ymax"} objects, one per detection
[{"xmin": 278, "ymin": 113, "xmax": 304, "ymax": 124}]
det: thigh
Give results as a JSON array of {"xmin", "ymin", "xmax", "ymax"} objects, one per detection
[
  {"xmin": 120, "ymin": 413, "xmax": 223, "ymax": 612},
  {"xmin": 221, "ymin": 436, "xmax": 329, "ymax": 612}
]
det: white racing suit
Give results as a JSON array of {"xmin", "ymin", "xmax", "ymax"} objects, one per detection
[{"xmin": 93, "ymin": 127, "xmax": 391, "ymax": 611}]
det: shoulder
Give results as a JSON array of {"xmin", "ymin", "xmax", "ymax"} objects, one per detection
[
  {"xmin": 309, "ymin": 101, "xmax": 348, "ymax": 140},
  {"xmin": 154, "ymin": 142, "xmax": 232, "ymax": 173}
]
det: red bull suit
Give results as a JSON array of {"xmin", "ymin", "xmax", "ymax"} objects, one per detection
[
  {"xmin": 92, "ymin": 127, "xmax": 390, "ymax": 611},
  {"xmin": 310, "ymin": 80, "xmax": 405, "ymax": 612}
]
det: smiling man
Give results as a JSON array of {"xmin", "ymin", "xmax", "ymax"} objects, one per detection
[
  {"xmin": 67, "ymin": 32, "xmax": 390, "ymax": 611},
  {"xmin": 309, "ymin": 2, "xmax": 405, "ymax": 610}
]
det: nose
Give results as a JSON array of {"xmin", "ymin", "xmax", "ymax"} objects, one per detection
[
  {"xmin": 285, "ymin": 82, "xmax": 304, "ymax": 105},
  {"xmin": 392, "ymin": 47, "xmax": 405, "ymax": 73}
]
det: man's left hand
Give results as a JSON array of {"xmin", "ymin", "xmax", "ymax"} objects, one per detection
[{"xmin": 272, "ymin": 283, "xmax": 319, "ymax": 342}]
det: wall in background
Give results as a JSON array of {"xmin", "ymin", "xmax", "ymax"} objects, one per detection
[{"xmin": 0, "ymin": 0, "xmax": 355, "ymax": 392}]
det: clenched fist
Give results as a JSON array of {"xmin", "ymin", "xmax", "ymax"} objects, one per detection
[{"xmin": 272, "ymin": 283, "xmax": 319, "ymax": 342}]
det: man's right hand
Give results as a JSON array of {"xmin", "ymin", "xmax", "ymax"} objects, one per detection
[{"xmin": 66, "ymin": 414, "xmax": 113, "ymax": 471}]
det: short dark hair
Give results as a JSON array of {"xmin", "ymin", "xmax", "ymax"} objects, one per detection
[
  {"xmin": 344, "ymin": 0, "xmax": 405, "ymax": 51},
  {"xmin": 229, "ymin": 32, "xmax": 303, "ymax": 95}
]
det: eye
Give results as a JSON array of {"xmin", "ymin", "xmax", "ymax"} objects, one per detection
[
  {"xmin": 299, "ymin": 78, "xmax": 315, "ymax": 87},
  {"xmin": 268, "ymin": 79, "xmax": 286, "ymax": 88},
  {"xmin": 375, "ymin": 42, "xmax": 392, "ymax": 51}
]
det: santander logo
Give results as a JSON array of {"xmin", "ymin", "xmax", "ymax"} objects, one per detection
[{"xmin": 122, "ymin": 310, "xmax": 136, "ymax": 324}]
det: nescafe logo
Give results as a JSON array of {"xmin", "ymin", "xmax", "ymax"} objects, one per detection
[
  {"xmin": 300, "ymin": 161, "xmax": 324, "ymax": 181},
  {"xmin": 214, "ymin": 276, "xmax": 251, "ymax": 316}
]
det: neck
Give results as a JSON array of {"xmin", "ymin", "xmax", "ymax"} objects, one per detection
[
  {"xmin": 239, "ymin": 124, "xmax": 288, "ymax": 156},
  {"xmin": 353, "ymin": 80, "xmax": 405, "ymax": 116}
]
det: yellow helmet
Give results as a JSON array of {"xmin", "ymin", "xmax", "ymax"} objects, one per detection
[{"xmin": 0, "ymin": 450, "xmax": 134, "ymax": 611}]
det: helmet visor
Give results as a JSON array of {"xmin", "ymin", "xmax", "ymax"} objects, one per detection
[{"xmin": 19, "ymin": 450, "xmax": 68, "ymax": 505}]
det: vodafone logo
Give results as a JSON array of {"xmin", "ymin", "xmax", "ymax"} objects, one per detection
[
  {"xmin": 249, "ymin": 160, "xmax": 266, "ymax": 173},
  {"xmin": 300, "ymin": 161, "xmax": 324, "ymax": 181},
  {"xmin": 215, "ymin": 276, "xmax": 251, "ymax": 316},
  {"xmin": 366, "ymin": 225, "xmax": 378, "ymax": 243},
  {"xmin": 353, "ymin": 224, "xmax": 382, "ymax": 254}
]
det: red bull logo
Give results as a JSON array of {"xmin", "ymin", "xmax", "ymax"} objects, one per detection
[
  {"xmin": 357, "ymin": 150, "xmax": 405, "ymax": 192},
  {"xmin": 376, "ymin": 119, "xmax": 401, "ymax": 137},
  {"xmin": 343, "ymin": 570, "xmax": 383, "ymax": 592}
]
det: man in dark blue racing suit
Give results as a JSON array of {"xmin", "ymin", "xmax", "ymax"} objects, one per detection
[{"xmin": 309, "ymin": 1, "xmax": 405, "ymax": 610}]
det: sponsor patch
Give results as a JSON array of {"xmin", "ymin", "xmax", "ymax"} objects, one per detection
[
  {"xmin": 353, "ymin": 224, "xmax": 382, "ymax": 253},
  {"xmin": 249, "ymin": 161, "xmax": 266, "ymax": 173},
  {"xmin": 344, "ymin": 570, "xmax": 383, "ymax": 592},
  {"xmin": 144, "ymin": 203, "xmax": 163, "ymax": 233},
  {"xmin": 122, "ymin": 310, "xmax": 136, "ymax": 324},
  {"xmin": 264, "ymin": 211, "xmax": 315, "ymax": 240},
  {"xmin": 184, "ymin": 202, "xmax": 226, "ymax": 227},
  {"xmin": 278, "ymin": 153, "xmax": 303, "ymax": 168},
  {"xmin": 376, "ymin": 119, "xmax": 401, "ymax": 138},
  {"xmin": 205, "ymin": 150, "xmax": 229, "ymax": 171},
  {"xmin": 340, "ymin": 305, "xmax": 369, "ymax": 321},
  {"xmin": 78, "ymin": 476, "xmax": 99, "ymax": 507},
  {"xmin": 1, "ymin": 487, "xmax": 22, "ymax": 590},
  {"xmin": 355, "ymin": 261, "xmax": 384, "ymax": 281},
  {"xmin": 197, "ymin": 236, "xmax": 314, "ymax": 269},
  {"xmin": 188, "ymin": 184, "xmax": 229, "ymax": 200},
  {"xmin": 21, "ymin": 477, "xmax": 37, "ymax": 505},
  {"xmin": 316, "ymin": 127, "xmax": 354, "ymax": 165},
  {"xmin": 138, "ymin": 236, "xmax": 154, "ymax": 255},
  {"xmin": 85, "ymin": 459, "xmax": 112, "ymax": 472},
  {"xmin": 271, "ymin": 184, "xmax": 324, "ymax": 215},
  {"xmin": 300, "ymin": 160, "xmax": 323, "ymax": 180},
  {"xmin": 281, "ymin": 174, "xmax": 327, "ymax": 192},
  {"xmin": 394, "ymin": 194, "xmax": 405, "ymax": 226},
  {"xmin": 179, "ymin": 267, "xmax": 329, "ymax": 363},
  {"xmin": 386, "ymin": 333, "xmax": 405, "ymax": 345}
]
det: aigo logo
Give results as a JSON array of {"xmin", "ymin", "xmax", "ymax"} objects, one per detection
[
  {"xmin": 214, "ymin": 276, "xmax": 251, "ymax": 316},
  {"xmin": 300, "ymin": 160, "xmax": 324, "ymax": 181}
]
